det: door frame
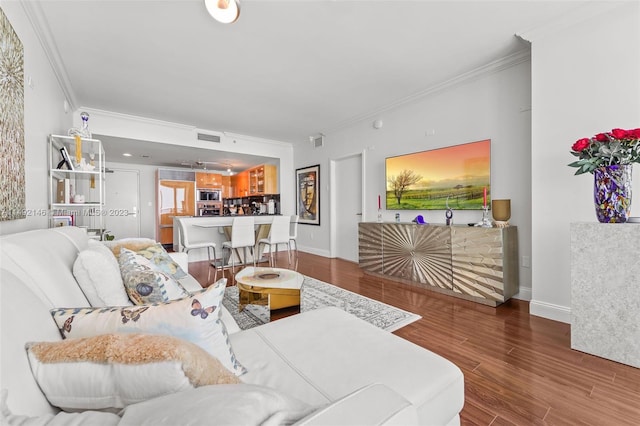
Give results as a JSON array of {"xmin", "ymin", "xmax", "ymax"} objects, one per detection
[{"xmin": 329, "ymin": 149, "xmax": 366, "ymax": 258}]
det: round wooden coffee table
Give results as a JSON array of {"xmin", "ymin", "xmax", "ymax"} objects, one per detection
[{"xmin": 235, "ymin": 267, "xmax": 304, "ymax": 318}]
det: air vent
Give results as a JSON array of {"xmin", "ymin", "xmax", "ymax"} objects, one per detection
[
  {"xmin": 197, "ymin": 133, "xmax": 221, "ymax": 143},
  {"xmin": 313, "ymin": 135, "xmax": 324, "ymax": 148}
]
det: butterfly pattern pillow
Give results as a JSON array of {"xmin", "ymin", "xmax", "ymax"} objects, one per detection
[
  {"xmin": 119, "ymin": 248, "xmax": 188, "ymax": 304},
  {"xmin": 50, "ymin": 278, "xmax": 247, "ymax": 376}
]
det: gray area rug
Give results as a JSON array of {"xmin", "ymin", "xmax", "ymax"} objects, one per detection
[{"xmin": 222, "ymin": 275, "xmax": 421, "ymax": 332}]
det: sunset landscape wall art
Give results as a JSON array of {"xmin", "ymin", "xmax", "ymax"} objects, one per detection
[{"xmin": 385, "ymin": 139, "xmax": 491, "ymax": 210}]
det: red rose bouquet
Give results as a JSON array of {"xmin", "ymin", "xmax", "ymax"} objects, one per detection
[
  {"xmin": 569, "ymin": 129, "xmax": 640, "ymax": 175},
  {"xmin": 569, "ymin": 127, "xmax": 640, "ymax": 175}
]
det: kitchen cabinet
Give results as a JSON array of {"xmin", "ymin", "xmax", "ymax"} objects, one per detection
[
  {"xmin": 221, "ymin": 175, "xmax": 231, "ymax": 198},
  {"xmin": 232, "ymin": 171, "xmax": 249, "ymax": 197},
  {"xmin": 196, "ymin": 172, "xmax": 222, "ymax": 188},
  {"xmin": 248, "ymin": 164, "xmax": 278, "ymax": 195}
]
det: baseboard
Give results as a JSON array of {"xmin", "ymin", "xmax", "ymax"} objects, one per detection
[
  {"xmin": 529, "ymin": 299, "xmax": 571, "ymax": 324},
  {"xmin": 513, "ymin": 286, "xmax": 532, "ymax": 301},
  {"xmin": 297, "ymin": 245, "xmax": 331, "ymax": 258}
]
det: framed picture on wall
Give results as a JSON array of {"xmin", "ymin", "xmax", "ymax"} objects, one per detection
[{"xmin": 296, "ymin": 164, "xmax": 320, "ymax": 226}]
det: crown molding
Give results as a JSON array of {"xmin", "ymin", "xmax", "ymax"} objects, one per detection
[
  {"xmin": 20, "ymin": 0, "xmax": 77, "ymax": 109},
  {"xmin": 82, "ymin": 107, "xmax": 292, "ymax": 147},
  {"xmin": 516, "ymin": 1, "xmax": 629, "ymax": 43},
  {"xmin": 323, "ymin": 48, "xmax": 531, "ymax": 135},
  {"xmin": 80, "ymin": 107, "xmax": 196, "ymax": 131}
]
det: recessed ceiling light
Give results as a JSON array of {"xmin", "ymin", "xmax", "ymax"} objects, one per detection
[
  {"xmin": 204, "ymin": 0, "xmax": 240, "ymax": 24},
  {"xmin": 123, "ymin": 153, "xmax": 132, "ymax": 157}
]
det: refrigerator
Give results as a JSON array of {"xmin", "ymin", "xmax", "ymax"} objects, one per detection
[{"xmin": 157, "ymin": 170, "xmax": 196, "ymax": 247}]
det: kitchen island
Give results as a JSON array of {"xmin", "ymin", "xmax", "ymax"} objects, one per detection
[{"xmin": 173, "ymin": 215, "xmax": 287, "ymax": 263}]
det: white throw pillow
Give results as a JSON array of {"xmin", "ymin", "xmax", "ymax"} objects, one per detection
[
  {"xmin": 50, "ymin": 278, "xmax": 246, "ymax": 376},
  {"xmin": 25, "ymin": 333, "xmax": 240, "ymax": 412},
  {"xmin": 73, "ymin": 239, "xmax": 132, "ymax": 306}
]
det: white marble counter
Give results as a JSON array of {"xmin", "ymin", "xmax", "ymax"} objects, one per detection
[{"xmin": 570, "ymin": 222, "xmax": 640, "ymax": 368}]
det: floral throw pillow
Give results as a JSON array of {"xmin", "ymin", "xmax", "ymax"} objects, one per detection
[
  {"xmin": 119, "ymin": 248, "xmax": 188, "ymax": 304},
  {"xmin": 136, "ymin": 243, "xmax": 188, "ymax": 280},
  {"xmin": 50, "ymin": 278, "xmax": 247, "ymax": 376}
]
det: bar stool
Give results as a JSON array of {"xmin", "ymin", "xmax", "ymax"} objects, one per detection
[
  {"xmin": 257, "ymin": 215, "xmax": 291, "ymax": 267},
  {"xmin": 222, "ymin": 216, "xmax": 256, "ymax": 282},
  {"xmin": 177, "ymin": 219, "xmax": 218, "ymax": 283}
]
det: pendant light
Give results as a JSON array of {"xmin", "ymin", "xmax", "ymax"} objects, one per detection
[{"xmin": 204, "ymin": 0, "xmax": 241, "ymax": 24}]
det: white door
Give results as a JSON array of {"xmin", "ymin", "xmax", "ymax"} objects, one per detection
[
  {"xmin": 334, "ymin": 154, "xmax": 362, "ymax": 262},
  {"xmin": 104, "ymin": 169, "xmax": 140, "ymax": 239}
]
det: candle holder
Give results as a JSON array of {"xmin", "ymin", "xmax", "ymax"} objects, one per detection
[
  {"xmin": 377, "ymin": 208, "xmax": 383, "ymax": 223},
  {"xmin": 475, "ymin": 206, "xmax": 493, "ymax": 228}
]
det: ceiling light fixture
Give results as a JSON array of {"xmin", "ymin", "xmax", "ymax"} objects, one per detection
[{"xmin": 204, "ymin": 0, "xmax": 241, "ymax": 24}]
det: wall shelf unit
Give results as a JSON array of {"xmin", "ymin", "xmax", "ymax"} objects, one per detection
[{"xmin": 48, "ymin": 134, "xmax": 105, "ymax": 238}]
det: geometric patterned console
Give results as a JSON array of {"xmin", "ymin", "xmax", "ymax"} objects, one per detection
[{"xmin": 358, "ymin": 222, "xmax": 519, "ymax": 306}]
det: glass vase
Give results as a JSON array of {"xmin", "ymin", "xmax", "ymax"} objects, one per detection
[{"xmin": 593, "ymin": 164, "xmax": 632, "ymax": 223}]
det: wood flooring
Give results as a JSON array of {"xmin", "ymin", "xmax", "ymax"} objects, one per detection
[{"xmin": 188, "ymin": 252, "xmax": 640, "ymax": 425}]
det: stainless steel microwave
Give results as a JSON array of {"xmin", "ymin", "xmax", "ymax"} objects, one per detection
[{"xmin": 197, "ymin": 189, "xmax": 221, "ymax": 201}]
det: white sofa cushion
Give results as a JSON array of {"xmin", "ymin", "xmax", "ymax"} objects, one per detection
[
  {"xmin": 119, "ymin": 384, "xmax": 315, "ymax": 426},
  {"xmin": 0, "ymin": 227, "xmax": 90, "ymax": 309},
  {"xmin": 50, "ymin": 278, "xmax": 247, "ymax": 376},
  {"xmin": 0, "ymin": 270, "xmax": 65, "ymax": 417},
  {"xmin": 25, "ymin": 333, "xmax": 240, "ymax": 411},
  {"xmin": 293, "ymin": 383, "xmax": 419, "ymax": 425},
  {"xmin": 231, "ymin": 307, "xmax": 464, "ymax": 425},
  {"xmin": 73, "ymin": 239, "xmax": 132, "ymax": 307},
  {"xmin": 1, "ymin": 390, "xmax": 120, "ymax": 426}
]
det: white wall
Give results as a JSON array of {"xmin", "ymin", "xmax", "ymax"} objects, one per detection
[
  {"xmin": 294, "ymin": 58, "xmax": 534, "ymax": 300},
  {"xmin": 0, "ymin": 2, "xmax": 72, "ymax": 236},
  {"xmin": 527, "ymin": 2, "xmax": 640, "ymax": 323}
]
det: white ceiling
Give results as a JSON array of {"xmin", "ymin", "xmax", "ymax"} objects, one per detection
[{"xmin": 26, "ymin": 0, "xmax": 598, "ymax": 168}]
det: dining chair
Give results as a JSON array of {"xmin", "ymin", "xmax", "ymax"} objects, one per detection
[
  {"xmin": 177, "ymin": 219, "xmax": 218, "ymax": 283},
  {"xmin": 257, "ymin": 215, "xmax": 291, "ymax": 268},
  {"xmin": 289, "ymin": 214, "xmax": 299, "ymax": 266},
  {"xmin": 222, "ymin": 216, "xmax": 256, "ymax": 281}
]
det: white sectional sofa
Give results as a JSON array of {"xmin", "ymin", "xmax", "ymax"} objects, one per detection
[{"xmin": 0, "ymin": 226, "xmax": 464, "ymax": 425}]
